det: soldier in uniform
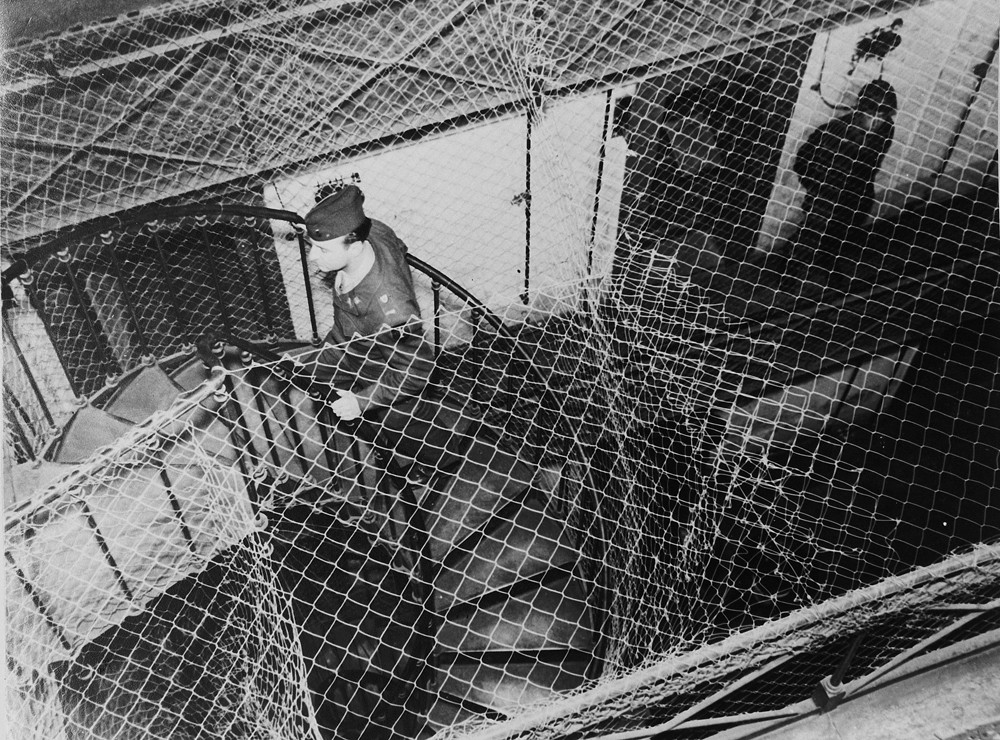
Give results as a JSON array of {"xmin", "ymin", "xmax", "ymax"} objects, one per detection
[
  {"xmin": 304, "ymin": 184, "xmax": 434, "ymax": 421},
  {"xmin": 303, "ymin": 185, "xmax": 474, "ymax": 473}
]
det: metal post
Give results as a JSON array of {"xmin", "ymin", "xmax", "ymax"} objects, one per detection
[
  {"xmin": 5, "ymin": 551, "xmax": 73, "ymax": 652},
  {"xmin": 523, "ymin": 110, "xmax": 532, "ymax": 305},
  {"xmin": 80, "ymin": 500, "xmax": 134, "ymax": 601},
  {"xmin": 17, "ymin": 270, "xmax": 82, "ymax": 397},
  {"xmin": 295, "ymin": 228, "xmax": 321, "ymax": 345},
  {"xmin": 3, "ymin": 385, "xmax": 36, "ymax": 461},
  {"xmin": 157, "ymin": 469, "xmax": 197, "ymax": 555},
  {"xmin": 196, "ymin": 217, "xmax": 235, "ymax": 335},
  {"xmin": 149, "ymin": 224, "xmax": 190, "ymax": 334},
  {"xmin": 431, "ymin": 280, "xmax": 441, "ymax": 355},
  {"xmin": 588, "ymin": 89, "xmax": 613, "ymax": 277},
  {"xmin": 2, "ymin": 311, "xmax": 55, "ymax": 427},
  {"xmin": 247, "ymin": 218, "xmax": 277, "ymax": 336},
  {"xmin": 101, "ymin": 231, "xmax": 153, "ymax": 358},
  {"xmin": 58, "ymin": 249, "xmax": 119, "ymax": 379}
]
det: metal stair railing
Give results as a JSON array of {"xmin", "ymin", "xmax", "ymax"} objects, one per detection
[{"xmin": 1, "ymin": 202, "xmax": 545, "ymax": 465}]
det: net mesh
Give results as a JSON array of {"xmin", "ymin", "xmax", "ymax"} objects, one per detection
[{"xmin": 2, "ymin": 0, "xmax": 999, "ymax": 738}]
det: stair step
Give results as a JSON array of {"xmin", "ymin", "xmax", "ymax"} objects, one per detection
[
  {"xmin": 434, "ymin": 655, "xmax": 591, "ymax": 716},
  {"xmin": 6, "ymin": 460, "xmax": 74, "ymax": 509},
  {"xmin": 423, "ymin": 694, "xmax": 480, "ymax": 732},
  {"xmin": 168, "ymin": 356, "xmax": 213, "ymax": 390},
  {"xmin": 5, "ymin": 458, "xmax": 255, "ymax": 663},
  {"xmin": 434, "ymin": 492, "xmax": 578, "ymax": 610},
  {"xmin": 45, "ymin": 405, "xmax": 134, "ymax": 464},
  {"xmin": 103, "ymin": 365, "xmax": 183, "ymax": 423},
  {"xmin": 436, "ymin": 571, "xmax": 594, "ymax": 654},
  {"xmin": 427, "ymin": 439, "xmax": 535, "ymax": 560}
]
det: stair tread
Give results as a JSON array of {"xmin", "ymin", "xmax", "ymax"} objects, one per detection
[
  {"xmin": 434, "ymin": 495, "xmax": 578, "ymax": 610},
  {"xmin": 428, "ymin": 439, "xmax": 535, "ymax": 560},
  {"xmin": 6, "ymin": 460, "xmax": 75, "ymax": 509},
  {"xmin": 168, "ymin": 356, "xmax": 213, "ymax": 390},
  {"xmin": 436, "ymin": 572, "xmax": 594, "ymax": 653},
  {"xmin": 45, "ymin": 405, "xmax": 134, "ymax": 464},
  {"xmin": 103, "ymin": 365, "xmax": 183, "ymax": 423},
  {"xmin": 434, "ymin": 657, "xmax": 591, "ymax": 715}
]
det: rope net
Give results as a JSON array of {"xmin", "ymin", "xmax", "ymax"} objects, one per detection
[{"xmin": 2, "ymin": 0, "xmax": 998, "ymax": 738}]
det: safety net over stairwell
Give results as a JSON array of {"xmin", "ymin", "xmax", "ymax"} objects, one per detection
[{"xmin": 3, "ymin": 0, "xmax": 1000, "ymax": 738}]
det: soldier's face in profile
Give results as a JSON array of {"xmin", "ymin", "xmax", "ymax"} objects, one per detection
[{"xmin": 309, "ymin": 235, "xmax": 354, "ymax": 272}]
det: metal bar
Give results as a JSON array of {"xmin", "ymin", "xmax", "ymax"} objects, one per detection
[
  {"xmin": 277, "ymin": 384, "xmax": 312, "ymax": 480},
  {"xmin": 249, "ymin": 229, "xmax": 277, "ymax": 336},
  {"xmin": 2, "ymin": 311, "xmax": 55, "ymax": 426},
  {"xmin": 431, "ymin": 280, "xmax": 441, "ymax": 356},
  {"xmin": 158, "ymin": 469, "xmax": 197, "ymax": 555},
  {"xmin": 588, "ymin": 89, "xmax": 614, "ymax": 276},
  {"xmin": 6, "ymin": 134, "xmax": 239, "ymax": 169},
  {"xmin": 17, "ymin": 275, "xmax": 82, "ymax": 397},
  {"xmin": 59, "ymin": 251, "xmax": 119, "ymax": 379},
  {"xmin": 522, "ymin": 108, "xmax": 532, "ymax": 306},
  {"xmin": 80, "ymin": 500, "xmax": 135, "ymax": 601},
  {"xmin": 101, "ymin": 233, "xmax": 153, "ymax": 358},
  {"xmin": 215, "ymin": 377, "xmax": 262, "ymax": 511},
  {"xmin": 657, "ymin": 707, "xmax": 807, "ymax": 730},
  {"xmin": 928, "ymin": 602, "xmax": 1000, "ymax": 612},
  {"xmin": 589, "ymin": 652, "xmax": 798, "ymax": 740},
  {"xmin": 247, "ymin": 372, "xmax": 285, "ymax": 469},
  {"xmin": 197, "ymin": 220, "xmax": 235, "ymax": 335},
  {"xmin": 296, "ymin": 230, "xmax": 321, "ymax": 344},
  {"xmin": 310, "ymin": 393, "xmax": 342, "ymax": 482},
  {"xmin": 149, "ymin": 227, "xmax": 190, "ymax": 335},
  {"xmin": 931, "ymin": 32, "xmax": 999, "ymax": 185},
  {"xmin": 3, "ymin": 386, "xmax": 36, "ymax": 461},
  {"xmin": 470, "ymin": 306, "xmax": 483, "ymax": 348},
  {"xmin": 840, "ymin": 598, "xmax": 1000, "ymax": 699},
  {"xmin": 5, "ymin": 551, "xmax": 73, "ymax": 652},
  {"xmin": 827, "ymin": 630, "xmax": 867, "ymax": 691}
]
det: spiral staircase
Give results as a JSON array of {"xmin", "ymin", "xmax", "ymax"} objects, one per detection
[{"xmin": 3, "ymin": 206, "xmax": 606, "ymax": 740}]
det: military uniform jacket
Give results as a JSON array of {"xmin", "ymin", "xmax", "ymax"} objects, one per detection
[{"xmin": 314, "ymin": 219, "xmax": 434, "ymax": 411}]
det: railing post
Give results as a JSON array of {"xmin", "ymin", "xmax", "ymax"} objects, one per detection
[
  {"xmin": 148, "ymin": 221, "xmax": 190, "ymax": 335},
  {"xmin": 294, "ymin": 225, "xmax": 321, "ymax": 345},
  {"xmin": 431, "ymin": 279, "xmax": 442, "ymax": 355},
  {"xmin": 2, "ymin": 310, "xmax": 56, "ymax": 429},
  {"xmin": 100, "ymin": 231, "xmax": 153, "ymax": 359},
  {"xmin": 247, "ymin": 216, "xmax": 277, "ymax": 337},
  {"xmin": 196, "ymin": 215, "xmax": 235, "ymax": 335},
  {"xmin": 5, "ymin": 551, "xmax": 73, "ymax": 653},
  {"xmin": 80, "ymin": 499, "xmax": 135, "ymax": 602},
  {"xmin": 19, "ymin": 269, "xmax": 83, "ymax": 398},
  {"xmin": 57, "ymin": 247, "xmax": 120, "ymax": 382},
  {"xmin": 3, "ymin": 385, "xmax": 36, "ymax": 462},
  {"xmin": 588, "ymin": 89, "xmax": 613, "ymax": 279}
]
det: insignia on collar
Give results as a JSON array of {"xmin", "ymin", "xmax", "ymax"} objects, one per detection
[{"xmin": 379, "ymin": 294, "xmax": 389, "ymax": 303}]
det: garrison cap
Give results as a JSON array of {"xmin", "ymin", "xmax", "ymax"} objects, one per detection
[{"xmin": 305, "ymin": 185, "xmax": 366, "ymax": 241}]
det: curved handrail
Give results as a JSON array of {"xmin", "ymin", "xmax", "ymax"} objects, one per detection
[
  {"xmin": 2, "ymin": 204, "xmax": 304, "ymax": 285},
  {"xmin": 2, "ymin": 202, "xmax": 553, "ymax": 459},
  {"xmin": 0, "ymin": 202, "xmax": 541, "ymax": 378}
]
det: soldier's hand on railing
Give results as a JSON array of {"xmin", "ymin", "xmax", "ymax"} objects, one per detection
[{"xmin": 329, "ymin": 389, "xmax": 362, "ymax": 420}]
